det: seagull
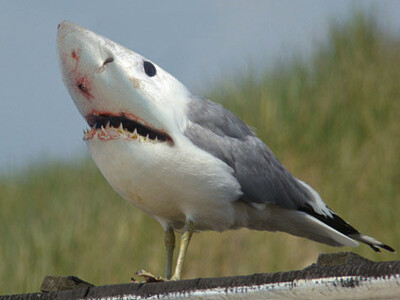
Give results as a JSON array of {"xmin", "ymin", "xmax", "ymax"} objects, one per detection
[{"xmin": 57, "ymin": 21, "xmax": 394, "ymax": 280}]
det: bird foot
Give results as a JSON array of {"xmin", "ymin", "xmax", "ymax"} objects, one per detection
[{"xmin": 134, "ymin": 270, "xmax": 167, "ymax": 283}]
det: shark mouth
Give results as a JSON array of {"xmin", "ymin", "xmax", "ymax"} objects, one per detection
[{"xmin": 83, "ymin": 112, "xmax": 173, "ymax": 144}]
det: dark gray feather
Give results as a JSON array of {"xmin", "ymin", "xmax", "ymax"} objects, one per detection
[{"xmin": 184, "ymin": 96, "xmax": 312, "ymax": 210}]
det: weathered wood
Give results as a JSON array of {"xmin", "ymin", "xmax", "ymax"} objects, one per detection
[
  {"xmin": 40, "ymin": 276, "xmax": 94, "ymax": 292},
  {"xmin": 1, "ymin": 252, "xmax": 400, "ymax": 299},
  {"xmin": 316, "ymin": 251, "xmax": 373, "ymax": 266}
]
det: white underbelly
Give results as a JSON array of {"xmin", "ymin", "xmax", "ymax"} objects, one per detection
[{"xmin": 86, "ymin": 137, "xmax": 242, "ymax": 231}]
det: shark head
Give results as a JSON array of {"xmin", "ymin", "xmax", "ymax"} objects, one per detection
[{"xmin": 57, "ymin": 21, "xmax": 191, "ymax": 144}]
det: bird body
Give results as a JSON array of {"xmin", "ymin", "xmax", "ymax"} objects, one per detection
[
  {"xmin": 87, "ymin": 128, "xmax": 243, "ymax": 232},
  {"xmin": 57, "ymin": 21, "xmax": 394, "ymax": 280}
]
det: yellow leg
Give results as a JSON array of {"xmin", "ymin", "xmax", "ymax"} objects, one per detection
[
  {"xmin": 170, "ymin": 221, "xmax": 194, "ymax": 281},
  {"xmin": 164, "ymin": 227, "xmax": 175, "ymax": 279}
]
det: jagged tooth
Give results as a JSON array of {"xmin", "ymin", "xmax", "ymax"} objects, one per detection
[
  {"xmin": 106, "ymin": 121, "xmax": 111, "ymax": 128},
  {"xmin": 119, "ymin": 122, "xmax": 123, "ymax": 131},
  {"xmin": 145, "ymin": 134, "xmax": 149, "ymax": 141},
  {"xmin": 133, "ymin": 128, "xmax": 137, "ymax": 136},
  {"xmin": 101, "ymin": 125, "xmax": 106, "ymax": 133}
]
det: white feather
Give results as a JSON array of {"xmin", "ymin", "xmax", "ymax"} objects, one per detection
[
  {"xmin": 297, "ymin": 179, "xmax": 333, "ymax": 218},
  {"xmin": 86, "ymin": 135, "xmax": 242, "ymax": 231}
]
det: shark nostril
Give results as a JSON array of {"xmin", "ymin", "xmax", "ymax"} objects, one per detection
[
  {"xmin": 103, "ymin": 57, "xmax": 114, "ymax": 65},
  {"xmin": 95, "ymin": 57, "xmax": 114, "ymax": 74}
]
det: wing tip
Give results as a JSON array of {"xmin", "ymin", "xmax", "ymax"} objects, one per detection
[
  {"xmin": 369, "ymin": 243, "xmax": 395, "ymax": 253},
  {"xmin": 299, "ymin": 206, "xmax": 396, "ymax": 253},
  {"xmin": 349, "ymin": 234, "xmax": 396, "ymax": 253}
]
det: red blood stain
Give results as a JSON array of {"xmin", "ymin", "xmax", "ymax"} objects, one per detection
[
  {"xmin": 71, "ymin": 49, "xmax": 79, "ymax": 60},
  {"xmin": 71, "ymin": 48, "xmax": 81, "ymax": 71},
  {"xmin": 76, "ymin": 76, "xmax": 94, "ymax": 100}
]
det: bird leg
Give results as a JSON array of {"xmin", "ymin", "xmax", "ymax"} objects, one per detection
[
  {"xmin": 134, "ymin": 228, "xmax": 175, "ymax": 282},
  {"xmin": 164, "ymin": 227, "xmax": 175, "ymax": 279},
  {"xmin": 136, "ymin": 223, "xmax": 193, "ymax": 282},
  {"xmin": 170, "ymin": 221, "xmax": 194, "ymax": 281}
]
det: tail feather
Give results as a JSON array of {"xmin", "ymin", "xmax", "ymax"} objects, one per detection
[{"xmin": 299, "ymin": 204, "xmax": 395, "ymax": 253}]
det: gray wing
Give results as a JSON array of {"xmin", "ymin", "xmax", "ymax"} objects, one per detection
[
  {"xmin": 184, "ymin": 96, "xmax": 397, "ymax": 253},
  {"xmin": 184, "ymin": 95, "xmax": 312, "ymax": 210}
]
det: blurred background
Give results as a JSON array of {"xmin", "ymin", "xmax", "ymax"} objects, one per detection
[{"xmin": 1, "ymin": 0, "xmax": 400, "ymax": 295}]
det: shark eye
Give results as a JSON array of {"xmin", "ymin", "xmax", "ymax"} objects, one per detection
[{"xmin": 143, "ymin": 61, "xmax": 156, "ymax": 77}]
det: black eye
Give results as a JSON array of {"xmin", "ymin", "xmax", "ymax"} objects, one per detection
[{"xmin": 143, "ymin": 61, "xmax": 156, "ymax": 77}]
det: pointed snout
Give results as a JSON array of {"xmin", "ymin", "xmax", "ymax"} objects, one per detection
[
  {"xmin": 57, "ymin": 20, "xmax": 147, "ymax": 120},
  {"xmin": 57, "ymin": 21, "xmax": 87, "ymax": 43},
  {"xmin": 57, "ymin": 20, "xmax": 123, "ymax": 71},
  {"xmin": 57, "ymin": 20, "xmax": 108, "ymax": 115}
]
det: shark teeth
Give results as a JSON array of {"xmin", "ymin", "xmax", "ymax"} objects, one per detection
[
  {"xmin": 118, "ymin": 123, "xmax": 124, "ymax": 133},
  {"xmin": 85, "ymin": 113, "xmax": 173, "ymax": 143},
  {"xmin": 83, "ymin": 125, "xmax": 160, "ymax": 144}
]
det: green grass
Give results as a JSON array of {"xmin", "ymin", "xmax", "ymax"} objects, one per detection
[{"xmin": 1, "ymin": 13, "xmax": 399, "ymax": 294}]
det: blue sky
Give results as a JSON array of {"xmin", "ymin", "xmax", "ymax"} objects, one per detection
[{"xmin": 1, "ymin": 1, "xmax": 400, "ymax": 174}]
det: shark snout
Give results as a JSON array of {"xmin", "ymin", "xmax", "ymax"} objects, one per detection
[{"xmin": 57, "ymin": 20, "xmax": 84, "ymax": 42}]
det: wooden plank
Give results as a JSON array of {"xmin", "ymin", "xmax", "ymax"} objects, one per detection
[{"xmin": 1, "ymin": 252, "xmax": 400, "ymax": 300}]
